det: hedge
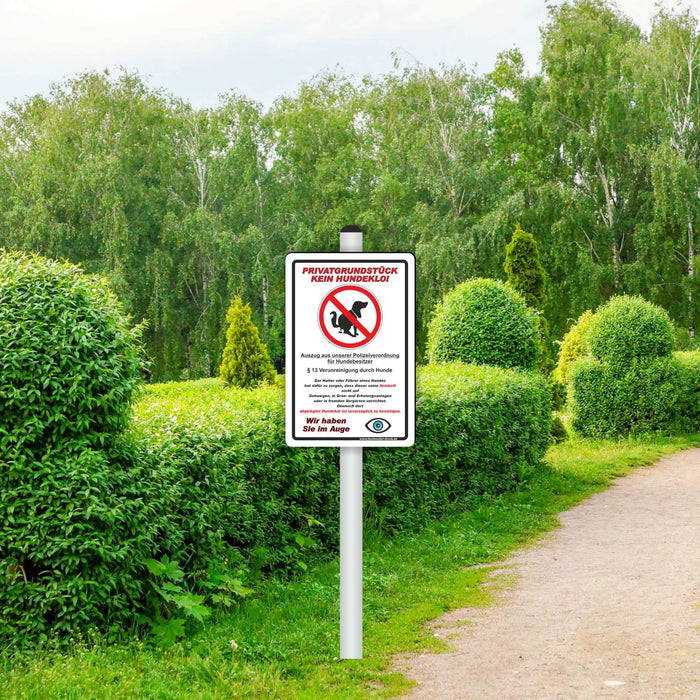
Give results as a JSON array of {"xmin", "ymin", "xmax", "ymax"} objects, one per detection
[
  {"xmin": 367, "ymin": 364, "xmax": 551, "ymax": 530},
  {"xmin": 569, "ymin": 350, "xmax": 700, "ymax": 438},
  {"xmin": 670, "ymin": 351, "xmax": 700, "ymax": 433},
  {"xmin": 3, "ymin": 365, "xmax": 550, "ymax": 645},
  {"xmin": 130, "ymin": 366, "xmax": 552, "ymax": 567},
  {"xmin": 587, "ymin": 295, "xmax": 674, "ymax": 366},
  {"xmin": 0, "ymin": 252, "xmax": 148, "ymax": 644},
  {"xmin": 0, "ymin": 251, "xmax": 143, "ymax": 450}
]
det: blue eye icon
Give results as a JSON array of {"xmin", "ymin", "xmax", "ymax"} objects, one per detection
[{"xmin": 365, "ymin": 418, "xmax": 391, "ymax": 434}]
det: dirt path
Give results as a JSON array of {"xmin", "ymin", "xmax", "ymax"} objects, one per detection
[{"xmin": 396, "ymin": 449, "xmax": 700, "ymax": 699}]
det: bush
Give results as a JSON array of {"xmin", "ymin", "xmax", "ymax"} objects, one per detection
[
  {"xmin": 554, "ymin": 310, "xmax": 594, "ymax": 386},
  {"xmin": 427, "ymin": 279, "xmax": 540, "ymax": 371},
  {"xmin": 129, "ymin": 379, "xmax": 304, "ymax": 572},
  {"xmin": 587, "ymin": 295, "xmax": 674, "ymax": 366},
  {"xmin": 569, "ymin": 356, "xmax": 682, "ymax": 438},
  {"xmin": 219, "ymin": 297, "xmax": 276, "ymax": 388},
  {"xmin": 1, "ymin": 442, "xmax": 163, "ymax": 643},
  {"xmin": 131, "ymin": 365, "xmax": 551, "ymax": 569},
  {"xmin": 0, "ymin": 251, "xmax": 147, "ymax": 644},
  {"xmin": 367, "ymin": 364, "xmax": 551, "ymax": 527},
  {"xmin": 0, "ymin": 252, "xmax": 143, "ymax": 448},
  {"xmin": 566, "ymin": 297, "xmax": 700, "ymax": 438},
  {"xmin": 673, "ymin": 351, "xmax": 700, "ymax": 431}
]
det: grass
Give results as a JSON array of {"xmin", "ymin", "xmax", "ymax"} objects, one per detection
[{"xmin": 1, "ymin": 434, "xmax": 698, "ymax": 699}]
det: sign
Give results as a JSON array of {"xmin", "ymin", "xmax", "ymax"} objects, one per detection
[
  {"xmin": 318, "ymin": 285, "xmax": 382, "ymax": 348},
  {"xmin": 286, "ymin": 253, "xmax": 415, "ymax": 446}
]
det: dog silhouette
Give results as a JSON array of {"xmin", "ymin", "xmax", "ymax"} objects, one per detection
[{"xmin": 330, "ymin": 300, "xmax": 368, "ymax": 337}]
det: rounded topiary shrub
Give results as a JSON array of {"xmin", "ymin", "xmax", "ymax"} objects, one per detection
[
  {"xmin": 587, "ymin": 295, "xmax": 674, "ymax": 366},
  {"xmin": 427, "ymin": 278, "xmax": 540, "ymax": 371},
  {"xmin": 0, "ymin": 251, "xmax": 149, "ymax": 644},
  {"xmin": 0, "ymin": 251, "xmax": 144, "ymax": 449}
]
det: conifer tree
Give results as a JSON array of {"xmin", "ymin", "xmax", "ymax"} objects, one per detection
[
  {"xmin": 504, "ymin": 224, "xmax": 555, "ymax": 377},
  {"xmin": 504, "ymin": 223, "xmax": 547, "ymax": 309},
  {"xmin": 220, "ymin": 297, "xmax": 276, "ymax": 388}
]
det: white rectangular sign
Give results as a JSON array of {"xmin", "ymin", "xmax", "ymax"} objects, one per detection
[{"xmin": 286, "ymin": 253, "xmax": 415, "ymax": 446}]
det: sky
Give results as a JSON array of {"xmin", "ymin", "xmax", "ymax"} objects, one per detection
[{"xmin": 0, "ymin": 0, "xmax": 696, "ymax": 111}]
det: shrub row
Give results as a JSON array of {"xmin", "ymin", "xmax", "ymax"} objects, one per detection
[
  {"xmin": 0, "ymin": 252, "xmax": 148, "ymax": 644},
  {"xmin": 570, "ymin": 351, "xmax": 700, "ymax": 438},
  {"xmin": 131, "ymin": 364, "xmax": 552, "ymax": 564},
  {"xmin": 2, "ymin": 365, "xmax": 550, "ymax": 645}
]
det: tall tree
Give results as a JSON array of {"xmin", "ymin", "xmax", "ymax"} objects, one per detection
[
  {"xmin": 632, "ymin": 8, "xmax": 700, "ymax": 337},
  {"xmin": 365, "ymin": 62, "xmax": 495, "ymax": 350},
  {"xmin": 540, "ymin": 0, "xmax": 643, "ymax": 293}
]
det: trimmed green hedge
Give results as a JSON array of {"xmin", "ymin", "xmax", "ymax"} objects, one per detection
[
  {"xmin": 671, "ymin": 350, "xmax": 700, "ymax": 432},
  {"xmin": 0, "ymin": 252, "xmax": 148, "ymax": 644},
  {"xmin": 130, "ymin": 366, "xmax": 551, "ymax": 568},
  {"xmin": 570, "ymin": 350, "xmax": 700, "ymax": 438},
  {"xmin": 0, "ymin": 251, "xmax": 143, "ymax": 450},
  {"xmin": 366, "ymin": 364, "xmax": 551, "ymax": 531},
  {"xmin": 3, "ymin": 364, "xmax": 550, "ymax": 645},
  {"xmin": 565, "ymin": 296, "xmax": 700, "ymax": 438}
]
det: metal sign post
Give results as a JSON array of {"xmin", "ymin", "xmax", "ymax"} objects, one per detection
[
  {"xmin": 339, "ymin": 225, "xmax": 363, "ymax": 659},
  {"xmin": 285, "ymin": 226, "xmax": 415, "ymax": 660}
]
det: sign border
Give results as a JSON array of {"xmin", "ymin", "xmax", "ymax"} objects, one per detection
[{"xmin": 287, "ymin": 254, "xmax": 415, "ymax": 446}]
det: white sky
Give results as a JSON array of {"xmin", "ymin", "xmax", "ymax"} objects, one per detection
[{"xmin": 0, "ymin": 0, "xmax": 695, "ymax": 110}]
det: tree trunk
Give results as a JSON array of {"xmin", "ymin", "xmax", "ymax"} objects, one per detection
[
  {"xmin": 595, "ymin": 159, "xmax": 620, "ymax": 289},
  {"xmin": 689, "ymin": 219, "xmax": 695, "ymax": 340},
  {"xmin": 262, "ymin": 276, "xmax": 269, "ymax": 329}
]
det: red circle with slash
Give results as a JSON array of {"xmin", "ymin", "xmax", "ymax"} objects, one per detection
[{"xmin": 319, "ymin": 285, "xmax": 382, "ymax": 348}]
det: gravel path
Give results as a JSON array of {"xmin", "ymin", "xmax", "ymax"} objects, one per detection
[{"xmin": 396, "ymin": 449, "xmax": 700, "ymax": 699}]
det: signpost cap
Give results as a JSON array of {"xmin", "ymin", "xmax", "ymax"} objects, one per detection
[{"xmin": 341, "ymin": 225, "xmax": 362, "ymax": 232}]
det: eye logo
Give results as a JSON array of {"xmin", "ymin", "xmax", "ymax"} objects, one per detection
[{"xmin": 365, "ymin": 418, "xmax": 391, "ymax": 434}]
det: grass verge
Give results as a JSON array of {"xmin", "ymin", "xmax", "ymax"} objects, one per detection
[{"xmin": 1, "ymin": 435, "xmax": 698, "ymax": 699}]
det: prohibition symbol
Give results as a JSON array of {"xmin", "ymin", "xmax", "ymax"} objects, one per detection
[{"xmin": 319, "ymin": 285, "xmax": 382, "ymax": 348}]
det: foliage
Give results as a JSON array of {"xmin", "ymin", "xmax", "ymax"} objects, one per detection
[
  {"xmin": 586, "ymin": 295, "xmax": 674, "ymax": 366},
  {"xmin": 672, "ymin": 351, "xmax": 700, "ymax": 431},
  {"xmin": 569, "ymin": 349, "xmax": 700, "ymax": 440},
  {"xmin": 550, "ymin": 415, "xmax": 569, "ymax": 444},
  {"xmin": 133, "ymin": 367, "xmax": 550, "ymax": 554},
  {"xmin": 568, "ymin": 297, "xmax": 695, "ymax": 437},
  {"xmin": 569, "ymin": 356, "xmax": 684, "ymax": 438},
  {"xmin": 0, "ymin": 251, "xmax": 144, "ymax": 448},
  {"xmin": 554, "ymin": 310, "xmax": 595, "ymax": 385},
  {"xmin": 219, "ymin": 297, "xmax": 276, "ymax": 388},
  {"xmin": 426, "ymin": 278, "xmax": 541, "ymax": 371},
  {"xmin": 138, "ymin": 555, "xmax": 252, "ymax": 647},
  {"xmin": 504, "ymin": 223, "xmax": 547, "ymax": 308},
  {"xmin": 359, "ymin": 364, "xmax": 551, "ymax": 532},
  {"xmin": 504, "ymin": 224, "xmax": 554, "ymax": 373},
  {"xmin": 1, "ymin": 442, "xmax": 159, "ymax": 645},
  {"xmin": 0, "ymin": 252, "xmax": 149, "ymax": 644},
  {"xmin": 2, "ymin": 435, "xmax": 697, "ymax": 698}
]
